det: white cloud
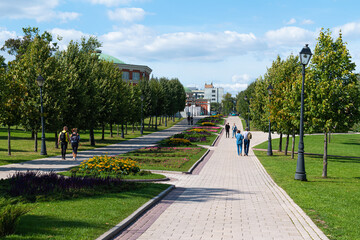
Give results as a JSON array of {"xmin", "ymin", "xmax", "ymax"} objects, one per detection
[
  {"xmin": 232, "ymin": 74, "xmax": 252, "ymax": 83},
  {"xmin": 333, "ymin": 21, "xmax": 360, "ymax": 38},
  {"xmin": 108, "ymin": 8, "xmax": 146, "ymax": 22},
  {"xmin": 50, "ymin": 28, "xmax": 89, "ymax": 50},
  {"xmin": 89, "ymin": 0, "xmax": 134, "ymax": 7},
  {"xmin": 0, "ymin": 1, "xmax": 80, "ymax": 22},
  {"xmin": 301, "ymin": 19, "xmax": 314, "ymax": 25},
  {"xmin": 286, "ymin": 18, "xmax": 296, "ymax": 25},
  {"xmin": 214, "ymin": 83, "xmax": 248, "ymax": 96},
  {"xmin": 265, "ymin": 26, "xmax": 316, "ymax": 47}
]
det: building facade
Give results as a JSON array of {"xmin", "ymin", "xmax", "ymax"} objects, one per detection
[{"xmin": 204, "ymin": 83, "xmax": 224, "ymax": 103}]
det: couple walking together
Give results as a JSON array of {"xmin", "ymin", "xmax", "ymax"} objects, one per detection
[
  {"xmin": 235, "ymin": 127, "xmax": 251, "ymax": 156},
  {"xmin": 58, "ymin": 126, "xmax": 80, "ymax": 160}
]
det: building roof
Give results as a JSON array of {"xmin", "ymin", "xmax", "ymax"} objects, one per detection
[
  {"xmin": 97, "ymin": 52, "xmax": 126, "ymax": 64},
  {"xmin": 184, "ymin": 86, "xmax": 192, "ymax": 93}
]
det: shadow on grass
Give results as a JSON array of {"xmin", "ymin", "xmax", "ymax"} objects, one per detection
[{"xmin": 310, "ymin": 155, "xmax": 360, "ymax": 164}]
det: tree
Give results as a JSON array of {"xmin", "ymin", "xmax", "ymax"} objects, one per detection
[
  {"xmin": 222, "ymin": 93, "xmax": 235, "ymax": 116},
  {"xmin": 307, "ymin": 29, "xmax": 360, "ymax": 177},
  {"xmin": 210, "ymin": 102, "xmax": 222, "ymax": 114}
]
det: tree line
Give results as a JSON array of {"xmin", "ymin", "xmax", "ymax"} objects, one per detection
[
  {"xmin": 235, "ymin": 29, "xmax": 360, "ymax": 177},
  {"xmin": 0, "ymin": 27, "xmax": 186, "ymax": 155}
]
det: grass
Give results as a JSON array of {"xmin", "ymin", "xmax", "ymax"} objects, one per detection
[
  {"xmin": 190, "ymin": 133, "xmax": 218, "ymax": 146},
  {"xmin": 1, "ymin": 181, "xmax": 169, "ymax": 240},
  {"xmin": 255, "ymin": 134, "xmax": 360, "ymax": 157},
  {"xmin": 121, "ymin": 146, "xmax": 208, "ymax": 172},
  {"xmin": 239, "ymin": 117, "xmax": 259, "ymax": 131},
  {"xmin": 58, "ymin": 170, "xmax": 167, "ymax": 180},
  {"xmin": 254, "ymin": 149, "xmax": 360, "ymax": 240},
  {"xmin": 0, "ymin": 118, "xmax": 183, "ymax": 166}
]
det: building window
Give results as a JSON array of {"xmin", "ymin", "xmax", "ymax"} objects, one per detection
[
  {"xmin": 212, "ymin": 94, "xmax": 216, "ymax": 97},
  {"xmin": 122, "ymin": 72, "xmax": 129, "ymax": 80},
  {"xmin": 212, "ymin": 98, "xmax": 216, "ymax": 101},
  {"xmin": 133, "ymin": 72, "xmax": 140, "ymax": 80},
  {"xmin": 212, "ymin": 90, "xmax": 216, "ymax": 93}
]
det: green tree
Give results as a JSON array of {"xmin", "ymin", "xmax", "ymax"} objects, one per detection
[
  {"xmin": 222, "ymin": 93, "xmax": 235, "ymax": 116},
  {"xmin": 307, "ymin": 29, "xmax": 360, "ymax": 177}
]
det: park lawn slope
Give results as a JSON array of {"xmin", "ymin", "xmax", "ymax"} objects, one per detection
[{"xmin": 254, "ymin": 150, "xmax": 360, "ymax": 240}]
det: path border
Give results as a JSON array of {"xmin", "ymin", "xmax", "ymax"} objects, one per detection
[
  {"xmin": 96, "ymin": 185, "xmax": 175, "ymax": 240},
  {"xmin": 183, "ymin": 149, "xmax": 210, "ymax": 174}
]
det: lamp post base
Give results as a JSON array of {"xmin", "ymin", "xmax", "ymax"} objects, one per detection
[{"xmin": 295, "ymin": 173, "xmax": 307, "ymax": 181}]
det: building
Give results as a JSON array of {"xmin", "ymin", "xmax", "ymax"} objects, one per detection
[
  {"xmin": 181, "ymin": 87, "xmax": 210, "ymax": 117},
  {"xmin": 97, "ymin": 51, "xmax": 152, "ymax": 84},
  {"xmin": 204, "ymin": 83, "xmax": 224, "ymax": 103}
]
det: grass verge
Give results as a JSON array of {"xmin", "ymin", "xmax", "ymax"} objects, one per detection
[
  {"xmin": 58, "ymin": 170, "xmax": 167, "ymax": 180},
  {"xmin": 254, "ymin": 150, "xmax": 360, "ymax": 240}
]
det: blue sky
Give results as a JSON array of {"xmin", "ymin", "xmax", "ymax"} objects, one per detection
[{"xmin": 1, "ymin": 0, "xmax": 360, "ymax": 95}]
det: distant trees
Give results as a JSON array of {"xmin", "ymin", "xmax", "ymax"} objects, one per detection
[{"xmin": 0, "ymin": 27, "xmax": 186, "ymax": 153}]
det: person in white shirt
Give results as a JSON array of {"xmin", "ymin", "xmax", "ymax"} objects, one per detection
[{"xmin": 243, "ymin": 127, "xmax": 250, "ymax": 156}]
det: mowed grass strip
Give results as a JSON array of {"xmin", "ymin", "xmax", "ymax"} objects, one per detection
[
  {"xmin": 2, "ymin": 182, "xmax": 169, "ymax": 240},
  {"xmin": 0, "ymin": 118, "xmax": 183, "ymax": 166},
  {"xmin": 255, "ymin": 133, "xmax": 360, "ymax": 157},
  {"xmin": 122, "ymin": 146, "xmax": 208, "ymax": 172},
  {"xmin": 254, "ymin": 150, "xmax": 360, "ymax": 240}
]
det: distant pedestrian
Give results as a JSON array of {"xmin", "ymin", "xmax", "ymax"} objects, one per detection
[
  {"xmin": 243, "ymin": 127, "xmax": 252, "ymax": 156},
  {"xmin": 235, "ymin": 130, "xmax": 244, "ymax": 156},
  {"xmin": 225, "ymin": 123, "xmax": 230, "ymax": 138},
  {"xmin": 58, "ymin": 126, "xmax": 70, "ymax": 160},
  {"xmin": 231, "ymin": 123, "xmax": 237, "ymax": 138},
  {"xmin": 70, "ymin": 128, "xmax": 80, "ymax": 160},
  {"xmin": 190, "ymin": 116, "xmax": 194, "ymax": 125},
  {"xmin": 187, "ymin": 115, "xmax": 191, "ymax": 125}
]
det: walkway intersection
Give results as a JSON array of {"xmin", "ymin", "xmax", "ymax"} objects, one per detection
[{"xmin": 114, "ymin": 116, "xmax": 328, "ymax": 240}]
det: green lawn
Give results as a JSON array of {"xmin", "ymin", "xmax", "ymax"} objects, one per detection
[
  {"xmin": 59, "ymin": 170, "xmax": 167, "ymax": 180},
  {"xmin": 122, "ymin": 146, "xmax": 208, "ymax": 172},
  {"xmin": 0, "ymin": 118, "xmax": 183, "ymax": 166},
  {"xmin": 190, "ymin": 134, "xmax": 218, "ymax": 146},
  {"xmin": 254, "ymin": 149, "xmax": 360, "ymax": 240},
  {"xmin": 2, "ymin": 182, "xmax": 169, "ymax": 240},
  {"xmin": 255, "ymin": 134, "xmax": 360, "ymax": 157}
]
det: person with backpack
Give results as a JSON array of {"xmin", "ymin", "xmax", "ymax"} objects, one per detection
[
  {"xmin": 235, "ymin": 130, "xmax": 244, "ymax": 156},
  {"xmin": 70, "ymin": 128, "xmax": 80, "ymax": 160},
  {"xmin": 243, "ymin": 127, "xmax": 252, "ymax": 156},
  {"xmin": 231, "ymin": 123, "xmax": 237, "ymax": 138},
  {"xmin": 58, "ymin": 126, "xmax": 70, "ymax": 160}
]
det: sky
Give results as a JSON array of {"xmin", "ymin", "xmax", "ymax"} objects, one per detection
[{"xmin": 1, "ymin": 0, "xmax": 360, "ymax": 96}]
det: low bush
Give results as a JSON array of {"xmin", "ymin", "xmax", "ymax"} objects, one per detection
[
  {"xmin": 201, "ymin": 122, "xmax": 216, "ymax": 126},
  {"xmin": 0, "ymin": 199, "xmax": 32, "ymax": 237},
  {"xmin": 159, "ymin": 138, "xmax": 191, "ymax": 147}
]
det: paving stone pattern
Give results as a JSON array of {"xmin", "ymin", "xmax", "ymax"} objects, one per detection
[{"xmin": 115, "ymin": 116, "xmax": 328, "ymax": 240}]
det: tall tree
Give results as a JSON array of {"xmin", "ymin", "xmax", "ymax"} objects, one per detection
[
  {"xmin": 307, "ymin": 29, "xmax": 360, "ymax": 177},
  {"xmin": 222, "ymin": 93, "xmax": 235, "ymax": 116}
]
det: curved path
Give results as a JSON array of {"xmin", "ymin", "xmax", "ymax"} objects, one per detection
[
  {"xmin": 0, "ymin": 119, "xmax": 195, "ymax": 180},
  {"xmin": 114, "ymin": 116, "xmax": 328, "ymax": 240}
]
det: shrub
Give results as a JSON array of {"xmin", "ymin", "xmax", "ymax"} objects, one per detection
[
  {"xmin": 159, "ymin": 138, "xmax": 191, "ymax": 147},
  {"xmin": 77, "ymin": 156, "xmax": 140, "ymax": 176},
  {"xmin": 173, "ymin": 133, "xmax": 185, "ymax": 138},
  {"xmin": 0, "ymin": 199, "xmax": 32, "ymax": 237}
]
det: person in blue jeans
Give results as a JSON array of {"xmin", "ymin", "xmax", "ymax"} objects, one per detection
[
  {"xmin": 235, "ymin": 130, "xmax": 244, "ymax": 156},
  {"xmin": 231, "ymin": 123, "xmax": 237, "ymax": 138},
  {"xmin": 243, "ymin": 127, "xmax": 251, "ymax": 156}
]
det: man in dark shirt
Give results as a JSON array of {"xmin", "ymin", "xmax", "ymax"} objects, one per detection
[{"xmin": 225, "ymin": 123, "xmax": 230, "ymax": 138}]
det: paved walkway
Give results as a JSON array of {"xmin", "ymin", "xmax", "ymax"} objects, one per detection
[
  {"xmin": 114, "ymin": 116, "xmax": 328, "ymax": 240},
  {"xmin": 0, "ymin": 119, "xmax": 196, "ymax": 180}
]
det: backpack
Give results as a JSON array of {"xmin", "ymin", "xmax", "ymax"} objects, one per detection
[
  {"xmin": 70, "ymin": 134, "xmax": 79, "ymax": 144},
  {"xmin": 247, "ymin": 132, "xmax": 252, "ymax": 140},
  {"xmin": 60, "ymin": 131, "xmax": 66, "ymax": 142}
]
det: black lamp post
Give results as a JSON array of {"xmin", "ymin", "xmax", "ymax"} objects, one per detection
[
  {"xmin": 244, "ymin": 95, "xmax": 250, "ymax": 130},
  {"xmin": 295, "ymin": 44, "xmax": 312, "ymax": 181},
  {"xmin": 140, "ymin": 95, "xmax": 144, "ymax": 136},
  {"xmin": 36, "ymin": 75, "xmax": 47, "ymax": 155},
  {"xmin": 267, "ymin": 84, "xmax": 273, "ymax": 156}
]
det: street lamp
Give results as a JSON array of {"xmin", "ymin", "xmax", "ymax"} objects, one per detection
[
  {"xmin": 295, "ymin": 44, "xmax": 312, "ymax": 181},
  {"xmin": 244, "ymin": 95, "xmax": 250, "ymax": 130},
  {"xmin": 36, "ymin": 75, "xmax": 47, "ymax": 155},
  {"xmin": 267, "ymin": 84, "xmax": 273, "ymax": 156},
  {"xmin": 140, "ymin": 95, "xmax": 144, "ymax": 136}
]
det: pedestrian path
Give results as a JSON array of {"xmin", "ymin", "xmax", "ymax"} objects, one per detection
[
  {"xmin": 0, "ymin": 118, "xmax": 196, "ymax": 180},
  {"xmin": 114, "ymin": 116, "xmax": 328, "ymax": 240}
]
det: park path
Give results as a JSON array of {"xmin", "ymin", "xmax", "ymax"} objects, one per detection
[
  {"xmin": 0, "ymin": 118, "xmax": 195, "ymax": 180},
  {"xmin": 115, "ymin": 116, "xmax": 328, "ymax": 240}
]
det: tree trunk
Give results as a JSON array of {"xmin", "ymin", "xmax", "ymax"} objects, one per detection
[
  {"xmin": 173, "ymin": 114, "xmax": 175, "ymax": 122},
  {"xmin": 101, "ymin": 124, "xmax": 105, "ymax": 140},
  {"xmin": 121, "ymin": 124, "xmax": 124, "ymax": 138},
  {"xmin": 125, "ymin": 122, "xmax": 128, "ymax": 135},
  {"xmin": 279, "ymin": 133, "xmax": 283, "ymax": 152},
  {"xmin": 328, "ymin": 131, "xmax": 331, "ymax": 143},
  {"xmin": 155, "ymin": 115, "xmax": 158, "ymax": 130},
  {"xmin": 110, "ymin": 124, "xmax": 113, "ymax": 138},
  {"xmin": 132, "ymin": 123, "xmax": 135, "ymax": 133},
  {"xmin": 165, "ymin": 115, "xmax": 168, "ymax": 127},
  {"xmin": 55, "ymin": 132, "xmax": 59, "ymax": 149},
  {"xmin": 7, "ymin": 125, "xmax": 11, "ymax": 156},
  {"xmin": 148, "ymin": 116, "xmax": 152, "ymax": 128},
  {"xmin": 285, "ymin": 134, "xmax": 289, "ymax": 156},
  {"xmin": 90, "ymin": 128, "xmax": 95, "ymax": 146},
  {"xmin": 322, "ymin": 132, "xmax": 328, "ymax": 178},
  {"xmin": 291, "ymin": 131, "xmax": 295, "ymax": 159},
  {"xmin": 34, "ymin": 131, "xmax": 38, "ymax": 152},
  {"xmin": 31, "ymin": 130, "xmax": 35, "ymax": 140},
  {"xmin": 117, "ymin": 124, "xmax": 119, "ymax": 137}
]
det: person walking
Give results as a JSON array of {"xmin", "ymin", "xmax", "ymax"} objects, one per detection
[
  {"xmin": 225, "ymin": 123, "xmax": 230, "ymax": 138},
  {"xmin": 243, "ymin": 127, "xmax": 252, "ymax": 156},
  {"xmin": 58, "ymin": 126, "xmax": 70, "ymax": 160},
  {"xmin": 190, "ymin": 116, "xmax": 194, "ymax": 125},
  {"xmin": 235, "ymin": 130, "xmax": 244, "ymax": 156},
  {"xmin": 231, "ymin": 123, "xmax": 237, "ymax": 138},
  {"xmin": 70, "ymin": 128, "xmax": 80, "ymax": 160}
]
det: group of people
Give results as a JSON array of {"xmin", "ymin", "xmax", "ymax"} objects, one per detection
[
  {"xmin": 225, "ymin": 123, "xmax": 252, "ymax": 156},
  {"xmin": 58, "ymin": 126, "xmax": 80, "ymax": 160},
  {"xmin": 187, "ymin": 115, "xmax": 194, "ymax": 125}
]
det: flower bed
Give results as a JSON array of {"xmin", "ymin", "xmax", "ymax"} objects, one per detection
[
  {"xmin": 159, "ymin": 137, "xmax": 191, "ymax": 147},
  {"xmin": 76, "ymin": 155, "xmax": 140, "ymax": 176},
  {"xmin": 200, "ymin": 122, "xmax": 216, "ymax": 126}
]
